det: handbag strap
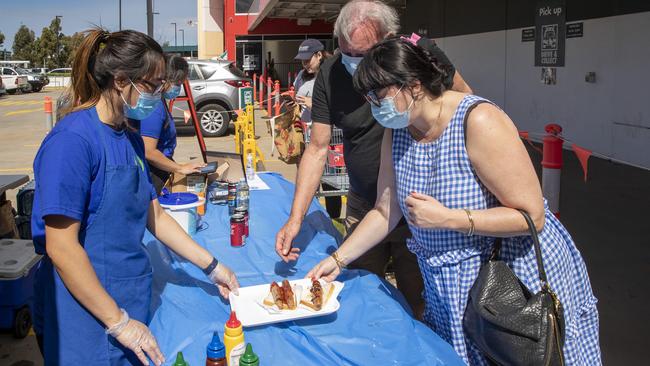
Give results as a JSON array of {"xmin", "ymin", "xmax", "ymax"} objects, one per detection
[{"xmin": 492, "ymin": 210, "xmax": 549, "ymax": 288}]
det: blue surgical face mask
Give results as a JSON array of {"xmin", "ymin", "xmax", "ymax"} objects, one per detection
[
  {"xmin": 370, "ymin": 85, "xmax": 415, "ymax": 129},
  {"xmin": 121, "ymin": 80, "xmax": 161, "ymax": 120},
  {"xmin": 341, "ymin": 53, "xmax": 364, "ymax": 76},
  {"xmin": 163, "ymin": 84, "xmax": 181, "ymax": 100}
]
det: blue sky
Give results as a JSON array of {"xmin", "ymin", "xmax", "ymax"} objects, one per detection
[{"xmin": 1, "ymin": 0, "xmax": 198, "ymax": 51}]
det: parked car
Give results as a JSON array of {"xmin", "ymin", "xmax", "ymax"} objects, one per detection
[
  {"xmin": 16, "ymin": 68, "xmax": 49, "ymax": 92},
  {"xmin": 30, "ymin": 68, "xmax": 49, "ymax": 75},
  {"xmin": 0, "ymin": 77, "xmax": 6, "ymax": 96},
  {"xmin": 0, "ymin": 67, "xmax": 29, "ymax": 94},
  {"xmin": 47, "ymin": 68, "xmax": 72, "ymax": 75},
  {"xmin": 180, "ymin": 59, "xmax": 250, "ymax": 137}
]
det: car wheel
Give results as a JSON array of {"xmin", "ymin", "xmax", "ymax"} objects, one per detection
[
  {"xmin": 33, "ymin": 86, "xmax": 42, "ymax": 93},
  {"xmin": 197, "ymin": 103, "xmax": 230, "ymax": 137},
  {"xmin": 13, "ymin": 306, "xmax": 31, "ymax": 339},
  {"xmin": 7, "ymin": 89, "xmax": 16, "ymax": 95}
]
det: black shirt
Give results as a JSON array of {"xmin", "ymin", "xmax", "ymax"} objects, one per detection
[{"xmin": 311, "ymin": 39, "xmax": 456, "ymax": 205}]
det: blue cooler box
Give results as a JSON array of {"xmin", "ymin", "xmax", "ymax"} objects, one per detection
[{"xmin": 0, "ymin": 238, "xmax": 42, "ymax": 338}]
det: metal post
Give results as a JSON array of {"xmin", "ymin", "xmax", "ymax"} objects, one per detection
[
  {"xmin": 146, "ymin": 0, "xmax": 154, "ymax": 37},
  {"xmin": 179, "ymin": 29, "xmax": 184, "ymax": 47},
  {"xmin": 171, "ymin": 22, "xmax": 177, "ymax": 47},
  {"xmin": 55, "ymin": 16, "xmax": 63, "ymax": 67},
  {"xmin": 252, "ymin": 73, "xmax": 257, "ymax": 102},
  {"xmin": 118, "ymin": 0, "xmax": 122, "ymax": 30},
  {"xmin": 266, "ymin": 77, "xmax": 272, "ymax": 116}
]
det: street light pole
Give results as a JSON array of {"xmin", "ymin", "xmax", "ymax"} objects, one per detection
[
  {"xmin": 171, "ymin": 22, "xmax": 177, "ymax": 47},
  {"xmin": 55, "ymin": 15, "xmax": 63, "ymax": 68},
  {"xmin": 179, "ymin": 29, "xmax": 184, "ymax": 47},
  {"xmin": 118, "ymin": 0, "xmax": 122, "ymax": 30},
  {"xmin": 146, "ymin": 0, "xmax": 154, "ymax": 37}
]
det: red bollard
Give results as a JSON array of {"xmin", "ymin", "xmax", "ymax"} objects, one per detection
[
  {"xmin": 259, "ymin": 74, "xmax": 265, "ymax": 105},
  {"xmin": 542, "ymin": 123, "xmax": 563, "ymax": 218},
  {"xmin": 44, "ymin": 96, "xmax": 53, "ymax": 131},
  {"xmin": 267, "ymin": 77, "xmax": 273, "ymax": 116},
  {"xmin": 273, "ymin": 80, "xmax": 281, "ymax": 116},
  {"xmin": 252, "ymin": 73, "xmax": 257, "ymax": 102}
]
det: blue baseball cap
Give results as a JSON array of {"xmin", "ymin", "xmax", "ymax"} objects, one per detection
[{"xmin": 295, "ymin": 39, "xmax": 325, "ymax": 60}]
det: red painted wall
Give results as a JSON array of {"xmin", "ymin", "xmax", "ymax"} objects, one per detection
[{"xmin": 224, "ymin": 0, "xmax": 334, "ymax": 61}]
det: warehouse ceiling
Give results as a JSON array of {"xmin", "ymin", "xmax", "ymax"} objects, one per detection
[{"xmin": 248, "ymin": 0, "xmax": 406, "ymax": 31}]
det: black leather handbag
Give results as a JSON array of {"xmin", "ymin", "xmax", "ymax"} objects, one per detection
[{"xmin": 463, "ymin": 210, "xmax": 565, "ymax": 366}]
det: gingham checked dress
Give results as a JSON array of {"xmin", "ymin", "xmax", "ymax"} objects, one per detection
[{"xmin": 392, "ymin": 95, "xmax": 601, "ymax": 365}]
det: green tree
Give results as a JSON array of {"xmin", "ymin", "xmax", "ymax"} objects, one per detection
[
  {"xmin": 61, "ymin": 32, "xmax": 84, "ymax": 66},
  {"xmin": 0, "ymin": 31, "xmax": 5, "ymax": 48},
  {"xmin": 35, "ymin": 17, "xmax": 63, "ymax": 68},
  {"xmin": 13, "ymin": 25, "xmax": 36, "ymax": 63}
]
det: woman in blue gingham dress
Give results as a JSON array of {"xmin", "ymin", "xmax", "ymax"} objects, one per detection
[{"xmin": 307, "ymin": 37, "xmax": 601, "ymax": 365}]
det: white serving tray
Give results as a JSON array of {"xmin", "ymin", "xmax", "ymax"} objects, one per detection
[{"xmin": 229, "ymin": 278, "xmax": 344, "ymax": 327}]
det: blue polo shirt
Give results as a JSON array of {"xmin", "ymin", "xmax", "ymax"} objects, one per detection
[
  {"xmin": 31, "ymin": 107, "xmax": 156, "ymax": 254},
  {"xmin": 133, "ymin": 101, "xmax": 177, "ymax": 158}
]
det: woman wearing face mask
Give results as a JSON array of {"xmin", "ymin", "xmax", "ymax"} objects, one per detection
[
  {"xmin": 31, "ymin": 29, "xmax": 240, "ymax": 366},
  {"xmin": 307, "ymin": 38, "xmax": 601, "ymax": 364},
  {"xmin": 131, "ymin": 55, "xmax": 204, "ymax": 194}
]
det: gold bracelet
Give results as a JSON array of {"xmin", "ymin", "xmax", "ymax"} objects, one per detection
[
  {"xmin": 331, "ymin": 251, "xmax": 346, "ymax": 270},
  {"xmin": 464, "ymin": 209, "xmax": 475, "ymax": 237}
]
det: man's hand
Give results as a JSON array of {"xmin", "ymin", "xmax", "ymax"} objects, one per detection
[{"xmin": 275, "ymin": 218, "xmax": 302, "ymax": 262}]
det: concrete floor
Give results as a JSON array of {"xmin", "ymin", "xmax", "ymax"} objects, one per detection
[{"xmin": 1, "ymin": 88, "xmax": 648, "ymax": 364}]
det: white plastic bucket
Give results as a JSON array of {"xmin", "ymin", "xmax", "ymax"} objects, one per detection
[{"xmin": 159, "ymin": 197, "xmax": 205, "ymax": 235}]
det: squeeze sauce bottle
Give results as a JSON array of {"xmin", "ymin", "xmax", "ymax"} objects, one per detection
[
  {"xmin": 173, "ymin": 352, "xmax": 189, "ymax": 366},
  {"xmin": 206, "ymin": 331, "xmax": 226, "ymax": 366},
  {"xmin": 223, "ymin": 311, "xmax": 246, "ymax": 366},
  {"xmin": 238, "ymin": 343, "xmax": 259, "ymax": 366}
]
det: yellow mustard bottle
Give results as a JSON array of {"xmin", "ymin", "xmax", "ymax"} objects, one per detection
[{"xmin": 223, "ymin": 311, "xmax": 246, "ymax": 366}]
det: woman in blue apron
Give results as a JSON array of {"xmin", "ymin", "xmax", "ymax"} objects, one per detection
[
  {"xmin": 132, "ymin": 55, "xmax": 205, "ymax": 194},
  {"xmin": 31, "ymin": 29, "xmax": 239, "ymax": 366}
]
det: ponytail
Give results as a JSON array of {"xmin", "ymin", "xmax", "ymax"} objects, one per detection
[{"xmin": 58, "ymin": 28, "xmax": 164, "ymax": 119}]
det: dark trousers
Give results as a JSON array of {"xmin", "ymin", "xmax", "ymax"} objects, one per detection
[{"xmin": 344, "ymin": 191, "xmax": 425, "ymax": 319}]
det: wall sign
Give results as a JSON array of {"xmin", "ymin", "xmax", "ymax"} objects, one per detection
[
  {"xmin": 522, "ymin": 28, "xmax": 535, "ymax": 42},
  {"xmin": 535, "ymin": 0, "xmax": 566, "ymax": 67},
  {"xmin": 566, "ymin": 22, "xmax": 584, "ymax": 38}
]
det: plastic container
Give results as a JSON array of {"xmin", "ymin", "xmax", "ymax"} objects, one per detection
[
  {"xmin": 206, "ymin": 331, "xmax": 226, "ymax": 366},
  {"xmin": 223, "ymin": 312, "xmax": 245, "ymax": 366},
  {"xmin": 238, "ymin": 343, "xmax": 259, "ymax": 366},
  {"xmin": 0, "ymin": 239, "xmax": 42, "ymax": 338},
  {"xmin": 173, "ymin": 351, "xmax": 189, "ymax": 366},
  {"xmin": 158, "ymin": 192, "xmax": 204, "ymax": 235}
]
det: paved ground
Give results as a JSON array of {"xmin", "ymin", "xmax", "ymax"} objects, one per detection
[{"xmin": 0, "ymin": 88, "xmax": 648, "ymax": 365}]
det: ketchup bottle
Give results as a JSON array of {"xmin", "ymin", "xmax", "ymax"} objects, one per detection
[{"xmin": 206, "ymin": 331, "xmax": 226, "ymax": 366}]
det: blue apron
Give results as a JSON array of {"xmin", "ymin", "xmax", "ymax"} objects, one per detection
[{"xmin": 39, "ymin": 117, "xmax": 153, "ymax": 365}]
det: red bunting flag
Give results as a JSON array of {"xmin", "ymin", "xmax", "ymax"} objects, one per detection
[
  {"xmin": 518, "ymin": 131, "xmax": 543, "ymax": 153},
  {"xmin": 571, "ymin": 144, "xmax": 592, "ymax": 182},
  {"xmin": 183, "ymin": 110, "xmax": 191, "ymax": 124}
]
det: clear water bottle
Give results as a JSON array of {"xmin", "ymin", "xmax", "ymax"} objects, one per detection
[
  {"xmin": 246, "ymin": 153, "xmax": 255, "ymax": 181},
  {"xmin": 236, "ymin": 178, "xmax": 249, "ymax": 210}
]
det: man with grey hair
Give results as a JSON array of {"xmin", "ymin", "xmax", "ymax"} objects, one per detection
[{"xmin": 275, "ymin": 0, "xmax": 472, "ymax": 317}]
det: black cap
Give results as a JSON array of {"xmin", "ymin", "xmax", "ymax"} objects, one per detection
[{"xmin": 294, "ymin": 39, "xmax": 324, "ymax": 60}]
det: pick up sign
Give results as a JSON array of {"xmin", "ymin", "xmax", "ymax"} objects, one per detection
[{"xmin": 535, "ymin": 0, "xmax": 566, "ymax": 67}]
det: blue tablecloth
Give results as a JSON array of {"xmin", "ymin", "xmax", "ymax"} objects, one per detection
[{"xmin": 144, "ymin": 172, "xmax": 463, "ymax": 365}]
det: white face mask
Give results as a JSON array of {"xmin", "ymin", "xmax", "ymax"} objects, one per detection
[{"xmin": 341, "ymin": 53, "xmax": 364, "ymax": 76}]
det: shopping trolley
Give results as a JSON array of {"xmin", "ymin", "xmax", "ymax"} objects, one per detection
[{"xmin": 301, "ymin": 123, "xmax": 349, "ymax": 198}]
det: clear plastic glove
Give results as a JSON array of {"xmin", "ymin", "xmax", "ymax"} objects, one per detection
[
  {"xmin": 175, "ymin": 161, "xmax": 206, "ymax": 175},
  {"xmin": 305, "ymin": 255, "xmax": 341, "ymax": 283},
  {"xmin": 208, "ymin": 262, "xmax": 240, "ymax": 298},
  {"xmin": 106, "ymin": 309, "xmax": 164, "ymax": 366}
]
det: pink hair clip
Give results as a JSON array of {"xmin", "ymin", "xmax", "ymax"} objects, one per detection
[{"xmin": 400, "ymin": 33, "xmax": 421, "ymax": 46}]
